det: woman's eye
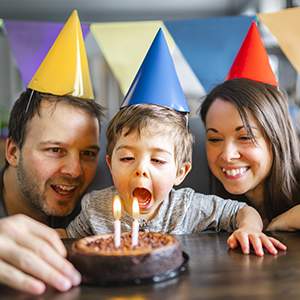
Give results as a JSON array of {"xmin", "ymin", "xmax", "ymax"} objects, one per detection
[
  {"xmin": 207, "ymin": 138, "xmax": 221, "ymax": 143},
  {"xmin": 239, "ymin": 136, "xmax": 252, "ymax": 141}
]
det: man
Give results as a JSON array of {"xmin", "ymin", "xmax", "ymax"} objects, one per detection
[{"xmin": 0, "ymin": 89, "xmax": 104, "ymax": 294}]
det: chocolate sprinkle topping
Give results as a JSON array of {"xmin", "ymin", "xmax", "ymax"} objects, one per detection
[{"xmin": 88, "ymin": 232, "xmax": 169, "ymax": 253}]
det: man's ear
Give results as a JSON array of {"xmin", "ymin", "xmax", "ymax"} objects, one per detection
[
  {"xmin": 6, "ymin": 138, "xmax": 19, "ymax": 168},
  {"xmin": 174, "ymin": 162, "xmax": 192, "ymax": 186},
  {"xmin": 106, "ymin": 155, "xmax": 112, "ymax": 173}
]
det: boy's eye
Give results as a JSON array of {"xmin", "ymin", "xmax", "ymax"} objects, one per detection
[
  {"xmin": 152, "ymin": 158, "xmax": 166, "ymax": 164},
  {"xmin": 120, "ymin": 157, "xmax": 134, "ymax": 162}
]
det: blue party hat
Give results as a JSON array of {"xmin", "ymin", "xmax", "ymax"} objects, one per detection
[{"xmin": 120, "ymin": 28, "xmax": 190, "ymax": 113}]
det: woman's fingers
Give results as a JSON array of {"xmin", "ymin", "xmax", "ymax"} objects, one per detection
[{"xmin": 227, "ymin": 230, "xmax": 287, "ymax": 256}]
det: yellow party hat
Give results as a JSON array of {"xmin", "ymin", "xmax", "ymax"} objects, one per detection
[{"xmin": 28, "ymin": 10, "xmax": 94, "ymax": 99}]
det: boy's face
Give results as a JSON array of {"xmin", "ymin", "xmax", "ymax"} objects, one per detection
[{"xmin": 107, "ymin": 128, "xmax": 188, "ymax": 220}]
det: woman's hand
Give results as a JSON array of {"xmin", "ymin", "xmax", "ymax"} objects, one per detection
[
  {"xmin": 231, "ymin": 206, "xmax": 287, "ymax": 256},
  {"xmin": 227, "ymin": 227, "xmax": 287, "ymax": 256}
]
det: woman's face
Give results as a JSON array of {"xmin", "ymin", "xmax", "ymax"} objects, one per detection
[{"xmin": 205, "ymin": 98, "xmax": 273, "ymax": 200}]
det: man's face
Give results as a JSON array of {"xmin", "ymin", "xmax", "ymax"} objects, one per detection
[{"xmin": 16, "ymin": 100, "xmax": 100, "ymax": 217}]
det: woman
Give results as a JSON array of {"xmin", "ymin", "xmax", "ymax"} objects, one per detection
[{"xmin": 200, "ymin": 78, "xmax": 300, "ymax": 230}]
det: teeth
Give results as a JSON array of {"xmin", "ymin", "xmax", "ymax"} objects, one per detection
[
  {"xmin": 222, "ymin": 167, "xmax": 248, "ymax": 176},
  {"xmin": 138, "ymin": 198, "xmax": 151, "ymax": 206},
  {"xmin": 54, "ymin": 185, "xmax": 75, "ymax": 191},
  {"xmin": 140, "ymin": 198, "xmax": 151, "ymax": 205}
]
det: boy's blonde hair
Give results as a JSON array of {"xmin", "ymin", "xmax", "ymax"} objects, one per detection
[{"xmin": 106, "ymin": 103, "xmax": 194, "ymax": 171}]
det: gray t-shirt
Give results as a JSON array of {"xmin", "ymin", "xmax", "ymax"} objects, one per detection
[{"xmin": 66, "ymin": 186, "xmax": 246, "ymax": 239}]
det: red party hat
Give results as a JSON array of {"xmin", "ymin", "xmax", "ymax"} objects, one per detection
[{"xmin": 225, "ymin": 21, "xmax": 278, "ymax": 86}]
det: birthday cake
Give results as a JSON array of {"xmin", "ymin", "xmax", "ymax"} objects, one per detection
[{"xmin": 69, "ymin": 231, "xmax": 184, "ymax": 281}]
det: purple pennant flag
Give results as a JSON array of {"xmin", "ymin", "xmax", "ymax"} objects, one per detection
[{"xmin": 4, "ymin": 20, "xmax": 90, "ymax": 87}]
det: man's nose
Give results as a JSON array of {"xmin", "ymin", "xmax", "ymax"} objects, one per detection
[
  {"xmin": 60, "ymin": 155, "xmax": 83, "ymax": 178},
  {"xmin": 220, "ymin": 142, "xmax": 241, "ymax": 162}
]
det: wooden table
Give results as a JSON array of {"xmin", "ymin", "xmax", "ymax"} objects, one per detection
[{"xmin": 1, "ymin": 231, "xmax": 300, "ymax": 299}]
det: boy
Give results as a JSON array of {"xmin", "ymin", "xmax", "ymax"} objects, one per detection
[{"xmin": 66, "ymin": 103, "xmax": 286, "ymax": 256}]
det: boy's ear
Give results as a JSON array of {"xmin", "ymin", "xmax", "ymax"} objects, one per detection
[
  {"xmin": 106, "ymin": 155, "xmax": 112, "ymax": 172},
  {"xmin": 6, "ymin": 138, "xmax": 19, "ymax": 168},
  {"xmin": 174, "ymin": 162, "xmax": 192, "ymax": 186}
]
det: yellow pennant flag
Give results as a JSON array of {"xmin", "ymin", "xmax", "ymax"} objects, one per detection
[
  {"xmin": 258, "ymin": 7, "xmax": 300, "ymax": 74},
  {"xmin": 90, "ymin": 21, "xmax": 175, "ymax": 95},
  {"xmin": 28, "ymin": 10, "xmax": 94, "ymax": 99}
]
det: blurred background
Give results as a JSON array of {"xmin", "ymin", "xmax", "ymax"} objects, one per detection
[{"xmin": 0, "ymin": 0, "xmax": 300, "ymax": 166}]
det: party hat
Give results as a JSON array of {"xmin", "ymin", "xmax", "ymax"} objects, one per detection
[
  {"xmin": 28, "ymin": 10, "xmax": 94, "ymax": 99},
  {"xmin": 120, "ymin": 28, "xmax": 190, "ymax": 113},
  {"xmin": 225, "ymin": 21, "xmax": 278, "ymax": 87}
]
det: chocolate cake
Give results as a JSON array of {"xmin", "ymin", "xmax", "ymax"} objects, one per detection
[{"xmin": 69, "ymin": 231, "xmax": 184, "ymax": 281}]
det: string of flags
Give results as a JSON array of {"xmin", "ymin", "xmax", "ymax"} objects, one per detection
[{"xmin": 1, "ymin": 7, "xmax": 300, "ymax": 96}]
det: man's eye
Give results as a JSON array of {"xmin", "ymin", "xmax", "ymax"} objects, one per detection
[
  {"xmin": 82, "ymin": 150, "xmax": 96, "ymax": 157},
  {"xmin": 50, "ymin": 148, "xmax": 60, "ymax": 153}
]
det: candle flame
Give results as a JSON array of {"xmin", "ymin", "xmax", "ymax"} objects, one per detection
[
  {"xmin": 132, "ymin": 197, "xmax": 140, "ymax": 218},
  {"xmin": 113, "ymin": 195, "xmax": 122, "ymax": 219}
]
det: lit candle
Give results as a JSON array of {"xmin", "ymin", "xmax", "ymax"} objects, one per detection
[
  {"xmin": 132, "ymin": 197, "xmax": 140, "ymax": 246},
  {"xmin": 113, "ymin": 195, "xmax": 122, "ymax": 248}
]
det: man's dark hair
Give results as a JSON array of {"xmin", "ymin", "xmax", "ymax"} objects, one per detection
[{"xmin": 6, "ymin": 88, "xmax": 105, "ymax": 168}]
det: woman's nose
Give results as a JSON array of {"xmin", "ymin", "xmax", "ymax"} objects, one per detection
[{"xmin": 220, "ymin": 142, "xmax": 240, "ymax": 162}]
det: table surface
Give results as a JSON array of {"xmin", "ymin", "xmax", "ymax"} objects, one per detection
[{"xmin": 1, "ymin": 231, "xmax": 300, "ymax": 300}]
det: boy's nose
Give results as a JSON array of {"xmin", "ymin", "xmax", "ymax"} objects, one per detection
[
  {"xmin": 135, "ymin": 169, "xmax": 148, "ymax": 177},
  {"xmin": 134, "ymin": 162, "xmax": 149, "ymax": 178}
]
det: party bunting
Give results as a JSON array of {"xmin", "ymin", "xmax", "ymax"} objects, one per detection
[
  {"xmin": 164, "ymin": 15, "xmax": 256, "ymax": 92},
  {"xmin": 258, "ymin": 7, "xmax": 300, "ymax": 74},
  {"xmin": 4, "ymin": 19, "xmax": 90, "ymax": 87},
  {"xmin": 90, "ymin": 21, "xmax": 175, "ymax": 95}
]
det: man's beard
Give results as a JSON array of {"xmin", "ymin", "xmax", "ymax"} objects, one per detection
[{"xmin": 17, "ymin": 153, "xmax": 78, "ymax": 217}]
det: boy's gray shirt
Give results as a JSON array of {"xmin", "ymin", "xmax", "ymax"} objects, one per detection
[{"xmin": 67, "ymin": 186, "xmax": 246, "ymax": 238}]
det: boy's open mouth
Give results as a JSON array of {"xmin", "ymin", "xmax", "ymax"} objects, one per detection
[{"xmin": 133, "ymin": 188, "xmax": 152, "ymax": 209}]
